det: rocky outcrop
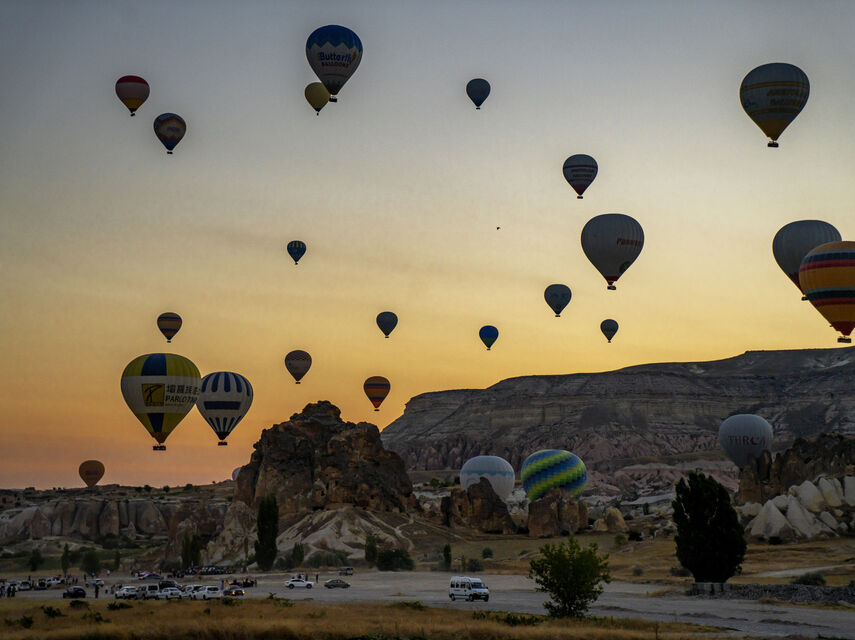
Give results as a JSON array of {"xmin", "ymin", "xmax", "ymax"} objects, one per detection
[
  {"xmin": 738, "ymin": 434, "xmax": 855, "ymax": 503},
  {"xmin": 381, "ymin": 348, "xmax": 855, "ymax": 495},
  {"xmin": 526, "ymin": 489, "xmax": 588, "ymax": 538},
  {"xmin": 234, "ymin": 402, "xmax": 417, "ymax": 516},
  {"xmin": 593, "ymin": 506, "xmax": 628, "ymax": 533},
  {"xmin": 440, "ymin": 478, "xmax": 516, "ymax": 534}
]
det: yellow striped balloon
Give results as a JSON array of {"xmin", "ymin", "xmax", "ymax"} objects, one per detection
[
  {"xmin": 120, "ymin": 353, "xmax": 201, "ymax": 450},
  {"xmin": 799, "ymin": 241, "xmax": 855, "ymax": 343}
]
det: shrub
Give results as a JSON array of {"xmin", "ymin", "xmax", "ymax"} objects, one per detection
[
  {"xmin": 68, "ymin": 599, "xmax": 89, "ymax": 609},
  {"xmin": 305, "ymin": 550, "xmax": 349, "ymax": 568},
  {"xmin": 40, "ymin": 606, "xmax": 63, "ymax": 618},
  {"xmin": 441, "ymin": 544, "xmax": 452, "ymax": 571},
  {"xmin": 669, "ymin": 565, "xmax": 691, "ymax": 577},
  {"xmin": 613, "ymin": 533, "xmax": 628, "ymax": 547},
  {"xmin": 377, "ymin": 548, "xmax": 414, "ymax": 571},
  {"xmin": 792, "ymin": 572, "xmax": 826, "ymax": 586},
  {"xmin": 391, "ymin": 601, "xmax": 425, "ymax": 610},
  {"xmin": 768, "ymin": 535, "xmax": 783, "ymax": 546},
  {"xmin": 466, "ymin": 558, "xmax": 484, "ymax": 572},
  {"xmin": 632, "ymin": 566, "xmax": 643, "ymax": 576},
  {"xmin": 481, "ymin": 547, "xmax": 493, "ymax": 559},
  {"xmin": 291, "ymin": 542, "xmax": 305, "ymax": 567},
  {"xmin": 627, "ymin": 530, "xmax": 643, "ymax": 542},
  {"xmin": 80, "ymin": 549, "xmax": 101, "ymax": 576},
  {"xmin": 28, "ymin": 548, "xmax": 45, "ymax": 572},
  {"xmin": 472, "ymin": 611, "xmax": 542, "ymax": 626},
  {"xmin": 529, "ymin": 537, "xmax": 611, "ymax": 618},
  {"xmin": 107, "ymin": 601, "xmax": 132, "ymax": 611},
  {"xmin": 220, "ymin": 597, "xmax": 239, "ymax": 607},
  {"xmin": 275, "ymin": 555, "xmax": 293, "ymax": 571}
]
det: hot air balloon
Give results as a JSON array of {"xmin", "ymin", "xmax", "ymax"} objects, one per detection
[
  {"xmin": 740, "ymin": 63, "xmax": 809, "ymax": 147},
  {"xmin": 153, "ymin": 113, "xmax": 186, "ymax": 154},
  {"xmin": 306, "ymin": 25, "xmax": 362, "ymax": 101},
  {"xmin": 479, "ymin": 325, "xmax": 498, "ymax": 350},
  {"xmin": 364, "ymin": 376, "xmax": 390, "ymax": 411},
  {"xmin": 799, "ymin": 240, "xmax": 855, "ymax": 343},
  {"xmin": 520, "ymin": 450, "xmax": 587, "ymax": 501},
  {"xmin": 376, "ymin": 311, "xmax": 398, "ymax": 338},
  {"xmin": 460, "ymin": 456, "xmax": 515, "ymax": 499},
  {"xmin": 562, "ymin": 154, "xmax": 598, "ymax": 199},
  {"xmin": 287, "ymin": 240, "xmax": 306, "ymax": 265},
  {"xmin": 79, "ymin": 460, "xmax": 105, "ymax": 487},
  {"xmin": 544, "ymin": 284, "xmax": 572, "ymax": 317},
  {"xmin": 773, "ymin": 221, "xmax": 841, "ymax": 299},
  {"xmin": 285, "ymin": 350, "xmax": 312, "ymax": 383},
  {"xmin": 466, "ymin": 79, "xmax": 490, "ymax": 109},
  {"xmin": 115, "ymin": 75, "xmax": 149, "ymax": 116},
  {"xmin": 120, "ymin": 353, "xmax": 200, "ymax": 450},
  {"xmin": 718, "ymin": 414, "xmax": 773, "ymax": 467},
  {"xmin": 581, "ymin": 214, "xmax": 644, "ymax": 290},
  {"xmin": 157, "ymin": 312, "xmax": 182, "ymax": 343},
  {"xmin": 600, "ymin": 319, "xmax": 618, "ymax": 343},
  {"xmin": 196, "ymin": 372, "xmax": 253, "ymax": 446},
  {"xmin": 305, "ymin": 82, "xmax": 331, "ymax": 114},
  {"xmin": 231, "ymin": 467, "xmax": 241, "ymax": 481}
]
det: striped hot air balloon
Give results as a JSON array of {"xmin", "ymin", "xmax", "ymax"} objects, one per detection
[
  {"xmin": 520, "ymin": 449, "xmax": 587, "ymax": 501},
  {"xmin": 157, "ymin": 312, "xmax": 182, "ymax": 342},
  {"xmin": 363, "ymin": 376, "xmax": 390, "ymax": 411},
  {"xmin": 196, "ymin": 372, "xmax": 253, "ymax": 445},
  {"xmin": 285, "ymin": 350, "xmax": 312, "ymax": 383},
  {"xmin": 153, "ymin": 113, "xmax": 186, "ymax": 154},
  {"xmin": 799, "ymin": 240, "xmax": 855, "ymax": 343},
  {"xmin": 115, "ymin": 75, "xmax": 149, "ymax": 116},
  {"xmin": 287, "ymin": 241, "xmax": 307, "ymax": 265},
  {"xmin": 562, "ymin": 154, "xmax": 598, "ymax": 199},
  {"xmin": 740, "ymin": 63, "xmax": 809, "ymax": 147}
]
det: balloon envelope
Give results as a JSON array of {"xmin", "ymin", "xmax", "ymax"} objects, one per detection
[
  {"xmin": 460, "ymin": 456, "xmax": 515, "ymax": 499},
  {"xmin": 562, "ymin": 154, "xmax": 598, "ymax": 198},
  {"xmin": 544, "ymin": 284, "xmax": 572, "ymax": 317},
  {"xmin": 364, "ymin": 376, "xmax": 390, "ymax": 410},
  {"xmin": 306, "ymin": 25, "xmax": 363, "ymax": 96},
  {"xmin": 304, "ymin": 82, "xmax": 331, "ymax": 114},
  {"xmin": 79, "ymin": 460, "xmax": 105, "ymax": 487},
  {"xmin": 718, "ymin": 414, "xmax": 773, "ymax": 467},
  {"xmin": 115, "ymin": 75, "xmax": 149, "ymax": 116},
  {"xmin": 376, "ymin": 311, "xmax": 398, "ymax": 338},
  {"xmin": 287, "ymin": 240, "xmax": 306, "ymax": 265},
  {"xmin": 600, "ymin": 319, "xmax": 619, "ymax": 342},
  {"xmin": 285, "ymin": 350, "xmax": 312, "ymax": 383},
  {"xmin": 466, "ymin": 78, "xmax": 490, "ymax": 109},
  {"xmin": 153, "ymin": 113, "xmax": 186, "ymax": 153},
  {"xmin": 196, "ymin": 372, "xmax": 253, "ymax": 444},
  {"xmin": 120, "ymin": 353, "xmax": 200, "ymax": 448},
  {"xmin": 479, "ymin": 325, "xmax": 499, "ymax": 350},
  {"xmin": 520, "ymin": 450, "xmax": 587, "ymax": 501},
  {"xmin": 157, "ymin": 312, "xmax": 182, "ymax": 343},
  {"xmin": 740, "ymin": 63, "xmax": 809, "ymax": 146},
  {"xmin": 799, "ymin": 241, "xmax": 855, "ymax": 341},
  {"xmin": 581, "ymin": 214, "xmax": 644, "ymax": 289},
  {"xmin": 773, "ymin": 221, "xmax": 841, "ymax": 293},
  {"xmin": 231, "ymin": 467, "xmax": 241, "ymax": 482}
]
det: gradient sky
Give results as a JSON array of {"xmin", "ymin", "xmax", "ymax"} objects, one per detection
[{"xmin": 2, "ymin": 1, "xmax": 855, "ymax": 489}]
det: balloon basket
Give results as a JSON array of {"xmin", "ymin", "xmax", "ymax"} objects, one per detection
[
  {"xmin": 329, "ymin": 96, "xmax": 337, "ymax": 103},
  {"xmin": 374, "ymin": 408, "xmax": 379, "ymax": 412},
  {"xmin": 130, "ymin": 113, "xmax": 136, "ymax": 117},
  {"xmin": 767, "ymin": 141, "xmax": 779, "ymax": 148},
  {"xmin": 153, "ymin": 445, "xmax": 166, "ymax": 451},
  {"xmin": 802, "ymin": 296, "xmax": 808, "ymax": 301},
  {"xmin": 385, "ymin": 336, "xmax": 389, "ymax": 339},
  {"xmin": 218, "ymin": 441, "xmax": 228, "ymax": 446},
  {"xmin": 838, "ymin": 337, "xmax": 852, "ymax": 343},
  {"xmin": 607, "ymin": 285, "xmax": 617, "ymax": 290},
  {"xmin": 167, "ymin": 151, "xmax": 173, "ymax": 155},
  {"xmin": 577, "ymin": 195, "xmax": 583, "ymax": 199},
  {"xmin": 295, "ymin": 381, "xmax": 301, "ymax": 385},
  {"xmin": 555, "ymin": 314, "xmax": 560, "ymax": 318}
]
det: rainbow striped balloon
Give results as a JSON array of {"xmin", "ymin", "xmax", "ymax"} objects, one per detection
[
  {"xmin": 520, "ymin": 449, "xmax": 587, "ymax": 501},
  {"xmin": 799, "ymin": 240, "xmax": 855, "ymax": 343},
  {"xmin": 363, "ymin": 376, "xmax": 390, "ymax": 411}
]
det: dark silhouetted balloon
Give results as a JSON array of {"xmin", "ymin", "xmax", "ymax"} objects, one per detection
[
  {"xmin": 740, "ymin": 63, "xmax": 809, "ymax": 147},
  {"xmin": 305, "ymin": 82, "xmax": 330, "ymax": 114},
  {"xmin": 115, "ymin": 76, "xmax": 149, "ymax": 116},
  {"xmin": 466, "ymin": 79, "xmax": 490, "ymax": 109},
  {"xmin": 600, "ymin": 319, "xmax": 618, "ymax": 343},
  {"xmin": 479, "ymin": 325, "xmax": 498, "ymax": 350},
  {"xmin": 157, "ymin": 312, "xmax": 182, "ymax": 343},
  {"xmin": 773, "ymin": 221, "xmax": 840, "ymax": 297},
  {"xmin": 79, "ymin": 460, "xmax": 105, "ymax": 487},
  {"xmin": 196, "ymin": 372, "xmax": 253, "ymax": 445},
  {"xmin": 364, "ymin": 376, "xmax": 390, "ymax": 411},
  {"xmin": 544, "ymin": 284, "xmax": 572, "ymax": 317},
  {"xmin": 153, "ymin": 113, "xmax": 186, "ymax": 154},
  {"xmin": 287, "ymin": 240, "xmax": 306, "ymax": 265},
  {"xmin": 581, "ymin": 214, "xmax": 644, "ymax": 290},
  {"xmin": 285, "ymin": 350, "xmax": 312, "ymax": 383},
  {"xmin": 718, "ymin": 414, "xmax": 773, "ymax": 467},
  {"xmin": 376, "ymin": 311, "xmax": 398, "ymax": 338},
  {"xmin": 562, "ymin": 154, "xmax": 598, "ymax": 199}
]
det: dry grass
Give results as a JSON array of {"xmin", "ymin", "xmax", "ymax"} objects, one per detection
[{"xmin": 0, "ymin": 598, "xmax": 721, "ymax": 640}]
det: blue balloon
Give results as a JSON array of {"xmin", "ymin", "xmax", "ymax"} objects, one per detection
[
  {"xmin": 376, "ymin": 311, "xmax": 398, "ymax": 338},
  {"xmin": 479, "ymin": 325, "xmax": 499, "ymax": 350},
  {"xmin": 287, "ymin": 240, "xmax": 306, "ymax": 265},
  {"xmin": 520, "ymin": 449, "xmax": 587, "ymax": 501},
  {"xmin": 306, "ymin": 25, "xmax": 363, "ymax": 97}
]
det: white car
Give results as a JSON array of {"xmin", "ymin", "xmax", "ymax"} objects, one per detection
[
  {"xmin": 85, "ymin": 578, "xmax": 106, "ymax": 588},
  {"xmin": 285, "ymin": 578, "xmax": 313, "ymax": 589},
  {"xmin": 157, "ymin": 587, "xmax": 183, "ymax": 600},
  {"xmin": 114, "ymin": 586, "xmax": 139, "ymax": 600},
  {"xmin": 192, "ymin": 586, "xmax": 222, "ymax": 600}
]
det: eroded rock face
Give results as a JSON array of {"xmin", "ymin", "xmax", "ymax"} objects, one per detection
[
  {"xmin": 440, "ymin": 478, "xmax": 516, "ymax": 534},
  {"xmin": 749, "ymin": 501, "xmax": 795, "ymax": 541},
  {"xmin": 526, "ymin": 489, "xmax": 588, "ymax": 538},
  {"xmin": 234, "ymin": 401, "xmax": 417, "ymax": 517}
]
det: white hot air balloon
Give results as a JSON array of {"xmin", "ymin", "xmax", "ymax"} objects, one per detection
[
  {"xmin": 460, "ymin": 455, "xmax": 515, "ymax": 499},
  {"xmin": 581, "ymin": 214, "xmax": 644, "ymax": 290},
  {"xmin": 718, "ymin": 414, "xmax": 773, "ymax": 468}
]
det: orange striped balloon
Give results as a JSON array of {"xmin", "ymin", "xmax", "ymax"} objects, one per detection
[
  {"xmin": 363, "ymin": 376, "xmax": 390, "ymax": 411},
  {"xmin": 799, "ymin": 241, "xmax": 855, "ymax": 343}
]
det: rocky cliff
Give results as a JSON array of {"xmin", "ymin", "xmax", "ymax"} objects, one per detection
[{"xmin": 381, "ymin": 348, "xmax": 855, "ymax": 489}]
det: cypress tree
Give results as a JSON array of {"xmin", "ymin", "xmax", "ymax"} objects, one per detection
[{"xmin": 254, "ymin": 494, "xmax": 279, "ymax": 571}]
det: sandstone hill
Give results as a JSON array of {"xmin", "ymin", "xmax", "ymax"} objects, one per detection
[{"xmin": 380, "ymin": 347, "xmax": 855, "ymax": 496}]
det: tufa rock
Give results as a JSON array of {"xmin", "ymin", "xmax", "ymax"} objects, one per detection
[
  {"xmin": 440, "ymin": 477, "xmax": 516, "ymax": 534},
  {"xmin": 526, "ymin": 488, "xmax": 588, "ymax": 538},
  {"xmin": 603, "ymin": 506, "xmax": 628, "ymax": 533},
  {"xmin": 844, "ymin": 476, "xmax": 855, "ymax": 507},
  {"xmin": 749, "ymin": 500, "xmax": 796, "ymax": 541},
  {"xmin": 794, "ymin": 481, "xmax": 826, "ymax": 514},
  {"xmin": 818, "ymin": 477, "xmax": 844, "ymax": 508}
]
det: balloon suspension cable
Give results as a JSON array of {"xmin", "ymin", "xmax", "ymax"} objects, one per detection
[
  {"xmin": 768, "ymin": 141, "xmax": 779, "ymax": 148},
  {"xmin": 167, "ymin": 339, "xmax": 171, "ymax": 343}
]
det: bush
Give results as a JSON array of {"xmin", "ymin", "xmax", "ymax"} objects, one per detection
[
  {"xmin": 768, "ymin": 536, "xmax": 783, "ymax": 546},
  {"xmin": 364, "ymin": 534, "xmax": 379, "ymax": 567},
  {"xmin": 529, "ymin": 537, "xmax": 611, "ymax": 618},
  {"xmin": 466, "ymin": 558, "xmax": 484, "ymax": 572},
  {"xmin": 792, "ymin": 572, "xmax": 826, "ymax": 586},
  {"xmin": 669, "ymin": 565, "xmax": 692, "ymax": 577},
  {"xmin": 481, "ymin": 547, "xmax": 493, "ymax": 559},
  {"xmin": 40, "ymin": 606, "xmax": 64, "ymax": 618},
  {"xmin": 613, "ymin": 533, "xmax": 628, "ymax": 547},
  {"xmin": 291, "ymin": 542, "xmax": 305, "ymax": 567},
  {"xmin": 627, "ymin": 530, "xmax": 643, "ymax": 542},
  {"xmin": 107, "ymin": 601, "xmax": 132, "ymax": 611},
  {"xmin": 377, "ymin": 548, "xmax": 414, "ymax": 571},
  {"xmin": 305, "ymin": 550, "xmax": 349, "ymax": 568},
  {"xmin": 80, "ymin": 549, "xmax": 101, "ymax": 576},
  {"xmin": 441, "ymin": 544, "xmax": 452, "ymax": 571},
  {"xmin": 28, "ymin": 548, "xmax": 45, "ymax": 572},
  {"xmin": 632, "ymin": 566, "xmax": 643, "ymax": 576},
  {"xmin": 275, "ymin": 555, "xmax": 293, "ymax": 571}
]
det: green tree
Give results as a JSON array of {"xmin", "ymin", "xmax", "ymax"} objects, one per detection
[
  {"xmin": 61, "ymin": 544, "xmax": 71, "ymax": 577},
  {"xmin": 28, "ymin": 549, "xmax": 45, "ymax": 572},
  {"xmin": 364, "ymin": 534, "xmax": 379, "ymax": 566},
  {"xmin": 672, "ymin": 472, "xmax": 746, "ymax": 583},
  {"xmin": 529, "ymin": 537, "xmax": 611, "ymax": 618},
  {"xmin": 481, "ymin": 547, "xmax": 493, "ymax": 559},
  {"xmin": 113, "ymin": 549, "xmax": 121, "ymax": 572},
  {"xmin": 376, "ymin": 548, "xmax": 414, "ymax": 571},
  {"xmin": 81, "ymin": 549, "xmax": 101, "ymax": 576},
  {"xmin": 442, "ymin": 544, "xmax": 452, "ymax": 570},
  {"xmin": 254, "ymin": 494, "xmax": 279, "ymax": 571},
  {"xmin": 291, "ymin": 542, "xmax": 305, "ymax": 567},
  {"xmin": 181, "ymin": 532, "xmax": 202, "ymax": 570}
]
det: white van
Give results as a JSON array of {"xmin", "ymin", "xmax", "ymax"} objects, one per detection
[
  {"xmin": 448, "ymin": 576, "xmax": 489, "ymax": 602},
  {"xmin": 139, "ymin": 583, "xmax": 160, "ymax": 600},
  {"xmin": 192, "ymin": 586, "xmax": 222, "ymax": 600}
]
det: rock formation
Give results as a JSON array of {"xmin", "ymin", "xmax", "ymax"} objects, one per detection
[
  {"xmin": 440, "ymin": 478, "xmax": 516, "ymax": 534},
  {"xmin": 526, "ymin": 489, "xmax": 588, "ymax": 538}
]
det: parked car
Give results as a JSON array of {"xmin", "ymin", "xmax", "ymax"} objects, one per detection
[
  {"xmin": 44, "ymin": 577, "xmax": 63, "ymax": 587},
  {"xmin": 285, "ymin": 578, "xmax": 313, "ymax": 589},
  {"xmin": 192, "ymin": 586, "xmax": 222, "ymax": 600},
  {"xmin": 63, "ymin": 586, "xmax": 87, "ymax": 599},
  {"xmin": 180, "ymin": 585, "xmax": 201, "ymax": 599},
  {"xmin": 324, "ymin": 578, "xmax": 350, "ymax": 589},
  {"xmin": 449, "ymin": 576, "xmax": 489, "ymax": 602},
  {"xmin": 85, "ymin": 578, "xmax": 106, "ymax": 587},
  {"xmin": 157, "ymin": 587, "xmax": 183, "ymax": 600},
  {"xmin": 114, "ymin": 585, "xmax": 139, "ymax": 600},
  {"xmin": 339, "ymin": 566, "xmax": 354, "ymax": 576},
  {"xmin": 16, "ymin": 581, "xmax": 32, "ymax": 591},
  {"xmin": 139, "ymin": 583, "xmax": 160, "ymax": 600},
  {"xmin": 222, "ymin": 587, "xmax": 245, "ymax": 597}
]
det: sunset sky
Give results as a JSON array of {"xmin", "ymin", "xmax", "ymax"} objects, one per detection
[{"xmin": 2, "ymin": 1, "xmax": 855, "ymax": 488}]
